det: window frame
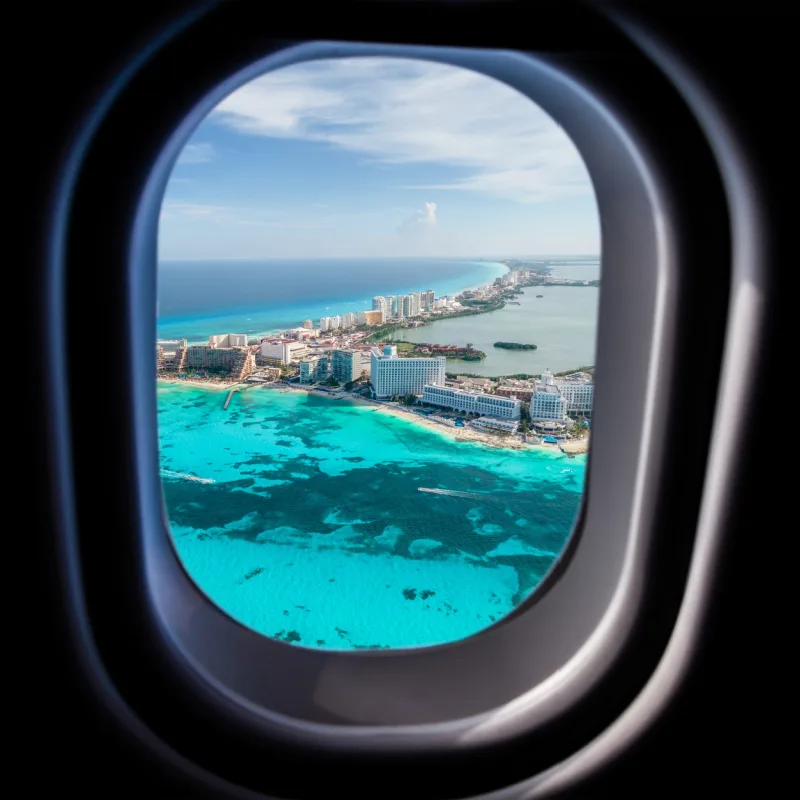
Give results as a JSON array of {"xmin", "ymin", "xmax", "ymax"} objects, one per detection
[
  {"xmin": 134, "ymin": 39, "xmax": 669, "ymax": 732},
  {"xmin": 51, "ymin": 5, "xmax": 733, "ymax": 796}
]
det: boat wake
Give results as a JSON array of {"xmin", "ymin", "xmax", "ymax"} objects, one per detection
[
  {"xmin": 418, "ymin": 487, "xmax": 487, "ymax": 500},
  {"xmin": 160, "ymin": 469, "xmax": 216, "ymax": 484}
]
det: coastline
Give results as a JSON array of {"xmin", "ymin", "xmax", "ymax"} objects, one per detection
[
  {"xmin": 158, "ymin": 378, "xmax": 587, "ymax": 456},
  {"xmin": 157, "ymin": 377, "xmax": 237, "ymax": 390}
]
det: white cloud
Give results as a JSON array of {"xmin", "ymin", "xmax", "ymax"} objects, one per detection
[
  {"xmin": 210, "ymin": 58, "xmax": 592, "ymax": 204},
  {"xmin": 177, "ymin": 142, "xmax": 215, "ymax": 164},
  {"xmin": 396, "ymin": 201, "xmax": 442, "ymax": 254}
]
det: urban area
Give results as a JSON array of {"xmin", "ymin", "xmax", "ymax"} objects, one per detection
[{"xmin": 157, "ymin": 263, "xmax": 595, "ymax": 455}]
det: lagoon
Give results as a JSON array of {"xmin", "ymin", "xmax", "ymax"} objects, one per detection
[{"xmin": 390, "ymin": 284, "xmax": 599, "ymax": 377}]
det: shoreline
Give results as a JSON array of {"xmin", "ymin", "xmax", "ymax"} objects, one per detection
[
  {"xmin": 157, "ymin": 378, "xmax": 588, "ymax": 456},
  {"xmin": 278, "ymin": 384, "xmax": 590, "ymax": 456},
  {"xmin": 157, "ymin": 377, "xmax": 238, "ymax": 390}
]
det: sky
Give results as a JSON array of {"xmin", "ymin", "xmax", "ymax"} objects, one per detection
[{"xmin": 159, "ymin": 56, "xmax": 600, "ymax": 260}]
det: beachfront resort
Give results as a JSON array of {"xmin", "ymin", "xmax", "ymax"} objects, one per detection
[{"xmin": 156, "ymin": 264, "xmax": 594, "ymax": 454}]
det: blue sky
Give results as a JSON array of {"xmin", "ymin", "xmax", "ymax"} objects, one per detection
[{"xmin": 159, "ymin": 57, "xmax": 600, "ymax": 260}]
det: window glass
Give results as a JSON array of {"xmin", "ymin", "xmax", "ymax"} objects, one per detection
[{"xmin": 157, "ymin": 56, "xmax": 600, "ymax": 650}]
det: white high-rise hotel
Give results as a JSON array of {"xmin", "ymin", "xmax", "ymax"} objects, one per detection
[
  {"xmin": 370, "ymin": 345, "xmax": 446, "ymax": 398},
  {"xmin": 372, "ymin": 296, "xmax": 389, "ymax": 318},
  {"xmin": 319, "ymin": 316, "xmax": 342, "ymax": 332},
  {"xmin": 557, "ymin": 381, "xmax": 594, "ymax": 415},
  {"xmin": 529, "ymin": 370, "xmax": 594, "ymax": 420}
]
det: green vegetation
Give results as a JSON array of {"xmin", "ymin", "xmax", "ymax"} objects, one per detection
[
  {"xmin": 366, "ymin": 323, "xmax": 407, "ymax": 341},
  {"xmin": 493, "ymin": 341, "xmax": 538, "ymax": 350},
  {"xmin": 324, "ymin": 376, "xmax": 340, "ymax": 388},
  {"xmin": 554, "ymin": 365, "xmax": 594, "ymax": 376},
  {"xmin": 567, "ymin": 421, "xmax": 589, "ymax": 439},
  {"xmin": 444, "ymin": 372, "xmax": 541, "ymax": 381},
  {"xmin": 400, "ymin": 393, "xmax": 418, "ymax": 406},
  {"xmin": 519, "ymin": 402, "xmax": 532, "ymax": 433}
]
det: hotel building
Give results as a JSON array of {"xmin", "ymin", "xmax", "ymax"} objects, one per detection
[
  {"xmin": 370, "ymin": 345, "xmax": 445, "ymax": 398},
  {"xmin": 421, "ymin": 385, "xmax": 521, "ymax": 419}
]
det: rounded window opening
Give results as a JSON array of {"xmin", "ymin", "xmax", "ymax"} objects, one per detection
[{"xmin": 156, "ymin": 54, "xmax": 600, "ymax": 651}]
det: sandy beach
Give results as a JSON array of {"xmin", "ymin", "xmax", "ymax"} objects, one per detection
[
  {"xmin": 269, "ymin": 383, "xmax": 587, "ymax": 454},
  {"xmin": 157, "ymin": 377, "xmax": 241, "ymax": 391},
  {"xmin": 158, "ymin": 377, "xmax": 589, "ymax": 455}
]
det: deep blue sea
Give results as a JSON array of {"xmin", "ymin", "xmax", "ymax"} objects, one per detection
[
  {"xmin": 157, "ymin": 257, "xmax": 590, "ymax": 650},
  {"xmin": 157, "ymin": 258, "xmax": 507, "ymax": 341}
]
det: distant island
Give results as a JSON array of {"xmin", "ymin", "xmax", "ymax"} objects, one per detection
[{"xmin": 493, "ymin": 341, "xmax": 538, "ymax": 350}]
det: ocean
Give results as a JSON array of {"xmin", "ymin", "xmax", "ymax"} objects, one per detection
[
  {"xmin": 157, "ymin": 257, "xmax": 595, "ymax": 649},
  {"xmin": 157, "ymin": 258, "xmax": 508, "ymax": 342},
  {"xmin": 159, "ymin": 384, "xmax": 585, "ymax": 650}
]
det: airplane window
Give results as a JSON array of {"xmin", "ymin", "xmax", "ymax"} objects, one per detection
[{"xmin": 156, "ymin": 56, "xmax": 600, "ymax": 650}]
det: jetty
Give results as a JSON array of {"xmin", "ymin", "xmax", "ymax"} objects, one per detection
[{"xmin": 223, "ymin": 387, "xmax": 240, "ymax": 409}]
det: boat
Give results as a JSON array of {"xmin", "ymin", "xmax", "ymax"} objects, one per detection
[{"xmin": 536, "ymin": 294, "xmax": 544, "ymax": 298}]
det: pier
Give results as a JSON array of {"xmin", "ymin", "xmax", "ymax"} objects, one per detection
[{"xmin": 223, "ymin": 387, "xmax": 240, "ymax": 409}]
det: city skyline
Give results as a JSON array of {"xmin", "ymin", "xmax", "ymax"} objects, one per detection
[{"xmin": 159, "ymin": 56, "xmax": 600, "ymax": 260}]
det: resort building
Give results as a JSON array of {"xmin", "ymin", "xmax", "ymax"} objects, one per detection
[
  {"xmin": 530, "ymin": 371, "xmax": 568, "ymax": 421},
  {"xmin": 319, "ymin": 316, "xmax": 341, "ymax": 331},
  {"xmin": 471, "ymin": 417, "xmax": 520, "ymax": 434},
  {"xmin": 156, "ymin": 339, "xmax": 187, "ymax": 372},
  {"xmin": 299, "ymin": 355, "xmax": 330, "ymax": 383},
  {"xmin": 495, "ymin": 386, "xmax": 535, "ymax": 400},
  {"xmin": 531, "ymin": 419, "xmax": 569, "ymax": 436},
  {"xmin": 555, "ymin": 379, "xmax": 594, "ymax": 416},
  {"xmin": 260, "ymin": 338, "xmax": 309, "ymax": 365},
  {"xmin": 341, "ymin": 312, "xmax": 357, "ymax": 329},
  {"xmin": 184, "ymin": 343, "xmax": 254, "ymax": 379},
  {"xmin": 372, "ymin": 296, "xmax": 389, "ymax": 317},
  {"xmin": 302, "ymin": 319, "xmax": 314, "ymax": 329},
  {"xmin": 370, "ymin": 345, "xmax": 446, "ymax": 398},
  {"xmin": 208, "ymin": 333, "xmax": 248, "ymax": 348},
  {"xmin": 449, "ymin": 375, "xmax": 496, "ymax": 392},
  {"xmin": 423, "ymin": 290, "xmax": 435, "ymax": 310},
  {"xmin": 331, "ymin": 349, "xmax": 371, "ymax": 383},
  {"xmin": 358, "ymin": 310, "xmax": 384, "ymax": 326},
  {"xmin": 422, "ymin": 385, "xmax": 521, "ymax": 419},
  {"xmin": 281, "ymin": 327, "xmax": 317, "ymax": 340}
]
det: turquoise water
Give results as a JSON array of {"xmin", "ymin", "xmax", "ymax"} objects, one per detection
[{"xmin": 158, "ymin": 383, "xmax": 585, "ymax": 650}]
